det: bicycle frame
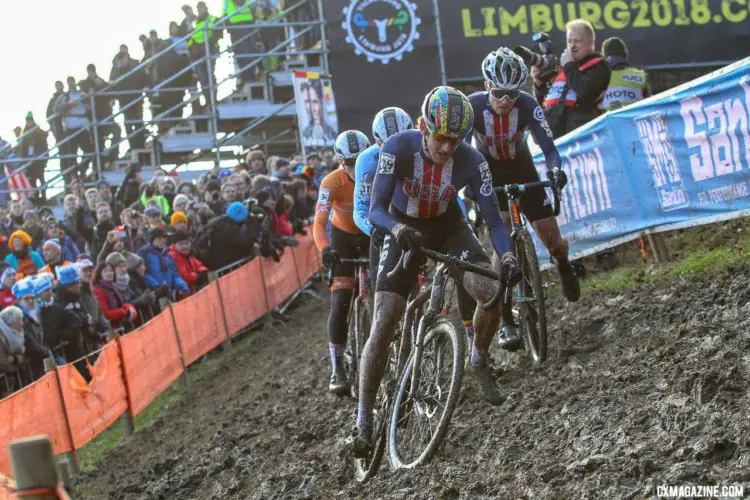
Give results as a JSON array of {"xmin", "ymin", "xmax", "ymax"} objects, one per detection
[{"xmin": 496, "ymin": 180, "xmax": 561, "ymax": 306}]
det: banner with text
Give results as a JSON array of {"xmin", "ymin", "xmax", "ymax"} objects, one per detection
[
  {"xmin": 439, "ymin": 0, "xmax": 749, "ymax": 81},
  {"xmin": 530, "ymin": 57, "xmax": 750, "ymax": 262}
]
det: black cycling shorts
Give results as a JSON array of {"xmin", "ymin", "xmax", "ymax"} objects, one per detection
[
  {"xmin": 490, "ymin": 146, "xmax": 553, "ymax": 223},
  {"xmin": 376, "ymin": 204, "xmax": 490, "ymax": 298},
  {"xmin": 330, "ymin": 225, "xmax": 370, "ymax": 290}
]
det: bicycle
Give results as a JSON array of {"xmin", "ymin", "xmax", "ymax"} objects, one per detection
[
  {"xmin": 327, "ymin": 257, "xmax": 372, "ymax": 400},
  {"xmin": 384, "ymin": 247, "xmax": 506, "ymax": 470},
  {"xmin": 494, "ymin": 180, "xmax": 561, "ymax": 363}
]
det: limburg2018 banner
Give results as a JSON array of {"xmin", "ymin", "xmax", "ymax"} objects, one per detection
[
  {"xmin": 324, "ymin": 0, "xmax": 442, "ymax": 134},
  {"xmin": 438, "ymin": 0, "xmax": 750, "ymax": 81}
]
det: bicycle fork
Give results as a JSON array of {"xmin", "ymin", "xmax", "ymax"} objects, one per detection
[{"xmin": 409, "ymin": 268, "xmax": 447, "ymax": 397}]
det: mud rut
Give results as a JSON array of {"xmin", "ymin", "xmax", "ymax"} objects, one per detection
[{"xmin": 75, "ymin": 270, "xmax": 750, "ymax": 499}]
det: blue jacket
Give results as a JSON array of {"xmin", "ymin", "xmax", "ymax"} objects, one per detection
[
  {"xmin": 5, "ymin": 251, "xmax": 45, "ymax": 272},
  {"xmin": 137, "ymin": 245, "xmax": 189, "ymax": 295}
]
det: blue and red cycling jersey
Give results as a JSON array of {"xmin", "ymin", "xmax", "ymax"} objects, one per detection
[
  {"xmin": 369, "ymin": 130, "xmax": 512, "ymax": 256},
  {"xmin": 468, "ymin": 91, "xmax": 561, "ymax": 170}
]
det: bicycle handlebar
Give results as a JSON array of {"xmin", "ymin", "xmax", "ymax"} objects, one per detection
[
  {"xmin": 385, "ymin": 247, "xmax": 506, "ymax": 311},
  {"xmin": 495, "ymin": 179, "xmax": 561, "ymax": 217}
]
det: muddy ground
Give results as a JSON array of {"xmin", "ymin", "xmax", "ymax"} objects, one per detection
[{"xmin": 75, "ymin": 266, "xmax": 750, "ymax": 499}]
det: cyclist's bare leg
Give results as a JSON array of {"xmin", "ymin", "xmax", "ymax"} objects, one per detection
[
  {"xmin": 532, "ymin": 216, "xmax": 570, "ymax": 266},
  {"xmin": 357, "ymin": 290, "xmax": 406, "ymax": 428},
  {"xmin": 462, "ymin": 264, "xmax": 501, "ymax": 362}
]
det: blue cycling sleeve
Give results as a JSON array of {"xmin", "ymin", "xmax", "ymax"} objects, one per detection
[
  {"xmin": 368, "ymin": 144, "xmax": 400, "ymax": 235},
  {"xmin": 470, "ymin": 159, "xmax": 513, "ymax": 256},
  {"xmin": 353, "ymin": 149, "xmax": 376, "ymax": 236},
  {"xmin": 529, "ymin": 104, "xmax": 562, "ymax": 171}
]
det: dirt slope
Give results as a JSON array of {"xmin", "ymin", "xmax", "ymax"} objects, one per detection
[{"xmin": 75, "ymin": 271, "xmax": 750, "ymax": 499}]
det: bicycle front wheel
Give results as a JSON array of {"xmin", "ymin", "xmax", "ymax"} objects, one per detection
[
  {"xmin": 516, "ymin": 229, "xmax": 548, "ymax": 363},
  {"xmin": 388, "ymin": 317, "xmax": 465, "ymax": 469}
]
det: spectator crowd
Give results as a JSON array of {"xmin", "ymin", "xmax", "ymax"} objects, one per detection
[
  {"xmin": 0, "ymin": 0, "xmax": 306, "ymax": 196},
  {"xmin": 0, "ymin": 145, "xmax": 338, "ymax": 395}
]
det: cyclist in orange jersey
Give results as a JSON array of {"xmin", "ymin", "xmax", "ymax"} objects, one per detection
[{"xmin": 313, "ymin": 130, "xmax": 371, "ymax": 396}]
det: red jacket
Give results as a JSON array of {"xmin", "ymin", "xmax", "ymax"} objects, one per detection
[
  {"xmin": 94, "ymin": 286, "xmax": 129, "ymax": 322},
  {"xmin": 168, "ymin": 245, "xmax": 208, "ymax": 293},
  {"xmin": 273, "ymin": 213, "xmax": 293, "ymax": 237},
  {"xmin": 0, "ymin": 288, "xmax": 16, "ymax": 309}
]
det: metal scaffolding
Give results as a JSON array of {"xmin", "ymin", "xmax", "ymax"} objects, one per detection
[{"xmin": 0, "ymin": 0, "xmax": 328, "ymax": 199}]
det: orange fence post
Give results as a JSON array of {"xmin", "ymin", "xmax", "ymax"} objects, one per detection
[
  {"xmin": 114, "ymin": 335, "xmax": 135, "ymax": 438},
  {"xmin": 210, "ymin": 271, "xmax": 233, "ymax": 353},
  {"xmin": 166, "ymin": 302, "xmax": 189, "ymax": 389},
  {"xmin": 43, "ymin": 359, "xmax": 78, "ymax": 474}
]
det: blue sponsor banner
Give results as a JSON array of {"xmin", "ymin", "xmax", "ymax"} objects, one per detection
[{"xmin": 531, "ymin": 57, "xmax": 750, "ymax": 263}]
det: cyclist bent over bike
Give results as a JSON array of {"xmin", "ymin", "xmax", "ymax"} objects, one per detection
[
  {"xmin": 313, "ymin": 130, "xmax": 372, "ymax": 396},
  {"xmin": 351, "ymin": 86, "xmax": 520, "ymax": 456},
  {"xmin": 469, "ymin": 47, "xmax": 579, "ymax": 348}
]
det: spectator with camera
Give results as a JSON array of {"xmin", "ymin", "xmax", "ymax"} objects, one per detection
[
  {"xmin": 527, "ymin": 20, "xmax": 610, "ymax": 138},
  {"xmin": 124, "ymin": 252, "xmax": 163, "ymax": 323}
]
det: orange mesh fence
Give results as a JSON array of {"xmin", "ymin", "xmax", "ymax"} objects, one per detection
[
  {"xmin": 218, "ymin": 259, "xmax": 268, "ymax": 336},
  {"xmin": 119, "ymin": 313, "xmax": 184, "ymax": 416},
  {"xmin": 262, "ymin": 251, "xmax": 300, "ymax": 310},
  {"xmin": 293, "ymin": 233, "xmax": 322, "ymax": 284},
  {"xmin": 0, "ymin": 374, "xmax": 73, "ymax": 476},
  {"xmin": 58, "ymin": 343, "xmax": 129, "ymax": 449},
  {"xmin": 172, "ymin": 282, "xmax": 228, "ymax": 365}
]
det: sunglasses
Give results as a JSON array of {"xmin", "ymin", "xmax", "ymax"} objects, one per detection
[
  {"xmin": 490, "ymin": 88, "xmax": 520, "ymax": 101},
  {"xmin": 431, "ymin": 133, "xmax": 460, "ymax": 144}
]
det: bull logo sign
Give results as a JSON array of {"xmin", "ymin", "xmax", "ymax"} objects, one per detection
[{"xmin": 342, "ymin": 0, "xmax": 421, "ymax": 64}]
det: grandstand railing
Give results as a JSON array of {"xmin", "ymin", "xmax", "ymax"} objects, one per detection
[{"xmin": 0, "ymin": 0, "xmax": 328, "ymax": 198}]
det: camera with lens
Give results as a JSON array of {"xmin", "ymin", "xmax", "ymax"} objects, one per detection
[{"xmin": 513, "ymin": 32, "xmax": 560, "ymax": 82}]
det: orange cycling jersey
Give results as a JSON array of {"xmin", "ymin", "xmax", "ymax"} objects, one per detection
[{"xmin": 313, "ymin": 168, "xmax": 363, "ymax": 250}]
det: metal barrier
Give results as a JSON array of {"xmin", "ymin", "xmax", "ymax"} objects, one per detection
[{"xmin": 0, "ymin": 0, "xmax": 328, "ymax": 199}]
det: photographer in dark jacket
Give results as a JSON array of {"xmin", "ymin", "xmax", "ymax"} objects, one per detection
[
  {"xmin": 115, "ymin": 164, "xmax": 143, "ymax": 208},
  {"xmin": 195, "ymin": 202, "xmax": 255, "ymax": 270},
  {"xmin": 531, "ymin": 19, "xmax": 610, "ymax": 138}
]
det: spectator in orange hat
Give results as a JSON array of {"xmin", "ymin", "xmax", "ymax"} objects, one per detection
[
  {"xmin": 5, "ymin": 231, "xmax": 45, "ymax": 279},
  {"xmin": 170, "ymin": 211, "xmax": 189, "ymax": 232}
]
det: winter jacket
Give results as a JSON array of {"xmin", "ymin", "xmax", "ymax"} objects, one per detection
[
  {"xmin": 109, "ymin": 56, "xmax": 151, "ymax": 103},
  {"xmin": 78, "ymin": 76, "xmax": 111, "ymax": 121},
  {"xmin": 80, "ymin": 283, "xmax": 111, "ymax": 339},
  {"xmin": 273, "ymin": 213, "xmax": 293, "ymax": 237},
  {"xmin": 167, "ymin": 246, "xmax": 208, "ymax": 294},
  {"xmin": 5, "ymin": 251, "xmax": 45, "ymax": 278},
  {"xmin": 38, "ymin": 300, "xmax": 83, "ymax": 348},
  {"xmin": 21, "ymin": 307, "xmax": 48, "ymax": 379},
  {"xmin": 54, "ymin": 90, "xmax": 90, "ymax": 131},
  {"xmin": 0, "ymin": 287, "xmax": 16, "ymax": 309},
  {"xmin": 137, "ymin": 245, "xmax": 189, "ymax": 297},
  {"xmin": 94, "ymin": 281, "xmax": 130, "ymax": 325},
  {"xmin": 196, "ymin": 215, "xmax": 255, "ymax": 270},
  {"xmin": 126, "ymin": 272, "xmax": 160, "ymax": 324}
]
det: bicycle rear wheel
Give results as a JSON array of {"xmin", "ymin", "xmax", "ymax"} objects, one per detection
[
  {"xmin": 388, "ymin": 317, "xmax": 465, "ymax": 469},
  {"xmin": 516, "ymin": 229, "xmax": 548, "ymax": 363}
]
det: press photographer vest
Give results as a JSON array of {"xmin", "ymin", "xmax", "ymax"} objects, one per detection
[
  {"xmin": 601, "ymin": 67, "xmax": 647, "ymax": 111},
  {"xmin": 543, "ymin": 57, "xmax": 604, "ymax": 108}
]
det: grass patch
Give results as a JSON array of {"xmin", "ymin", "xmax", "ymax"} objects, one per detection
[
  {"xmin": 581, "ymin": 238, "xmax": 750, "ymax": 297},
  {"xmin": 76, "ymin": 328, "xmax": 263, "ymax": 473}
]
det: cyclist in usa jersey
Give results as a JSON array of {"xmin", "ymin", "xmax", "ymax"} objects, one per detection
[
  {"xmin": 355, "ymin": 107, "xmax": 479, "ymax": 352},
  {"xmin": 471, "ymin": 47, "xmax": 580, "ymax": 348},
  {"xmin": 350, "ymin": 87, "xmax": 520, "ymax": 457}
]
